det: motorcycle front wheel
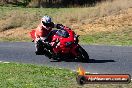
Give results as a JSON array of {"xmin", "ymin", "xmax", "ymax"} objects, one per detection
[{"xmin": 77, "ymin": 46, "xmax": 89, "ymax": 62}]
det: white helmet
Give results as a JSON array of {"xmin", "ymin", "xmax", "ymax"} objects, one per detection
[{"xmin": 41, "ymin": 16, "xmax": 52, "ymax": 24}]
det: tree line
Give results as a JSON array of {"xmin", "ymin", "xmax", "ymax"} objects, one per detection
[{"xmin": 0, "ymin": 0, "xmax": 112, "ymax": 7}]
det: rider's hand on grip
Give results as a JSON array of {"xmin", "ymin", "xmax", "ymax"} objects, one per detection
[{"xmin": 56, "ymin": 24, "xmax": 63, "ymax": 29}]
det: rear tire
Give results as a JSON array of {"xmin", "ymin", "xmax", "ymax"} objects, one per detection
[{"xmin": 77, "ymin": 46, "xmax": 89, "ymax": 62}]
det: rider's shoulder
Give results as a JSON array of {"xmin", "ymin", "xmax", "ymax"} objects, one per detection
[
  {"xmin": 37, "ymin": 23, "xmax": 45, "ymax": 29},
  {"xmin": 38, "ymin": 23, "xmax": 43, "ymax": 27}
]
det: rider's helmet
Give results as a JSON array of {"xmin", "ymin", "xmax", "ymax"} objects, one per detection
[{"xmin": 41, "ymin": 16, "xmax": 52, "ymax": 27}]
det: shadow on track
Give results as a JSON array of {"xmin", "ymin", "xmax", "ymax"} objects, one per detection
[
  {"xmin": 88, "ymin": 59, "xmax": 116, "ymax": 63},
  {"xmin": 50, "ymin": 58, "xmax": 116, "ymax": 63}
]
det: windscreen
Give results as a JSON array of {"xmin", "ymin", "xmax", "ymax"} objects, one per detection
[{"xmin": 56, "ymin": 30, "xmax": 69, "ymax": 38}]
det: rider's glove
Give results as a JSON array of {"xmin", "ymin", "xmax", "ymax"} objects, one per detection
[{"xmin": 56, "ymin": 24, "xmax": 64, "ymax": 29}]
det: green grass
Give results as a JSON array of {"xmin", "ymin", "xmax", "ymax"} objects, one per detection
[
  {"xmin": 0, "ymin": 62, "xmax": 76, "ymax": 88},
  {"xmin": 0, "ymin": 62, "xmax": 132, "ymax": 88},
  {"xmin": 80, "ymin": 26, "xmax": 132, "ymax": 46}
]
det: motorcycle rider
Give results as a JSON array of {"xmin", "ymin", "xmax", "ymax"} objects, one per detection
[{"xmin": 34, "ymin": 15, "xmax": 63, "ymax": 55}]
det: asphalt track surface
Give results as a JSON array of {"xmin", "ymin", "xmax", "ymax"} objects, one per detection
[{"xmin": 0, "ymin": 42, "xmax": 132, "ymax": 75}]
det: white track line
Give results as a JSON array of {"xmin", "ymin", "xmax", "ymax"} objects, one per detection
[
  {"xmin": 3, "ymin": 62, "xmax": 10, "ymax": 63},
  {"xmin": 0, "ymin": 61, "xmax": 10, "ymax": 63}
]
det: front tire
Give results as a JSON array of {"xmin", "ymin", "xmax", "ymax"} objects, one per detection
[{"xmin": 77, "ymin": 46, "xmax": 89, "ymax": 62}]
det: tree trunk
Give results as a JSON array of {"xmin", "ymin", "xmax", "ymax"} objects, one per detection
[{"xmin": 38, "ymin": 0, "xmax": 41, "ymax": 7}]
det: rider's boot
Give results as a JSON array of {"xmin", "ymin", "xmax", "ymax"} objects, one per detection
[
  {"xmin": 35, "ymin": 40, "xmax": 44, "ymax": 55},
  {"xmin": 35, "ymin": 48, "xmax": 44, "ymax": 55}
]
